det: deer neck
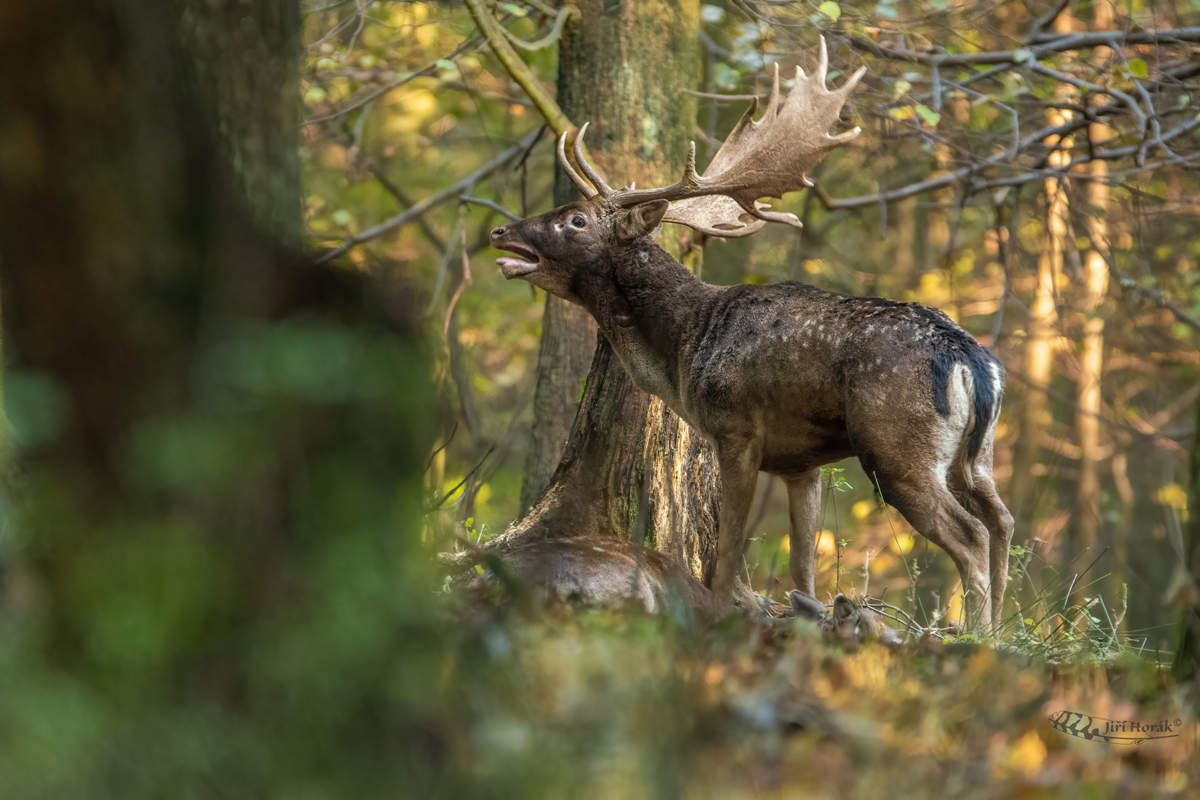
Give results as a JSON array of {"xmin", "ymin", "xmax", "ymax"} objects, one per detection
[{"xmin": 578, "ymin": 239, "xmax": 709, "ymax": 414}]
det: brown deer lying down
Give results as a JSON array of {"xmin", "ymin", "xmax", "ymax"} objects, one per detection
[
  {"xmin": 470, "ymin": 535, "xmax": 903, "ymax": 647},
  {"xmin": 472, "ymin": 535, "xmax": 728, "ymax": 622},
  {"xmin": 490, "ymin": 40, "xmax": 1013, "ymax": 632}
]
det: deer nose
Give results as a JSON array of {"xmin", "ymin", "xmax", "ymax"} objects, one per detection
[{"xmin": 491, "ymin": 226, "xmax": 506, "ymax": 238}]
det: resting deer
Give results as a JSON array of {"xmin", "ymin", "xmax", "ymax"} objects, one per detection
[{"xmin": 490, "ymin": 40, "xmax": 1013, "ymax": 632}]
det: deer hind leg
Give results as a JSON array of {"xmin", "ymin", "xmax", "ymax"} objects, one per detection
[
  {"xmin": 972, "ymin": 475, "xmax": 1013, "ymax": 633},
  {"xmin": 711, "ymin": 437, "xmax": 763, "ymax": 601},
  {"xmin": 948, "ymin": 438, "xmax": 1015, "ymax": 633},
  {"xmin": 963, "ymin": 482, "xmax": 1014, "ymax": 632},
  {"xmin": 896, "ymin": 478, "xmax": 992, "ymax": 631},
  {"xmin": 860, "ymin": 448, "xmax": 994, "ymax": 631},
  {"xmin": 785, "ymin": 469, "xmax": 821, "ymax": 597}
]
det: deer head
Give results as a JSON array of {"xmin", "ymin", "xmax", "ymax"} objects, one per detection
[{"xmin": 491, "ymin": 38, "xmax": 865, "ymax": 296}]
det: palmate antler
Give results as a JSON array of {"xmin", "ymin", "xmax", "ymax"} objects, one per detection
[{"xmin": 557, "ymin": 37, "xmax": 866, "ymax": 237}]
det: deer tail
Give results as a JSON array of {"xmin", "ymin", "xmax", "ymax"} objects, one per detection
[{"xmin": 932, "ymin": 348, "xmax": 1003, "ymax": 479}]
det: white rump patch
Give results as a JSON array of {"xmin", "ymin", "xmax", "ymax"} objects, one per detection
[{"xmin": 931, "ymin": 362, "xmax": 974, "ymax": 484}]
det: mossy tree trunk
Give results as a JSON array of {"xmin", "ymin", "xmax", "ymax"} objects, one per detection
[
  {"xmin": 181, "ymin": 0, "xmax": 302, "ymax": 246},
  {"xmin": 504, "ymin": 0, "xmax": 724, "ymax": 583}
]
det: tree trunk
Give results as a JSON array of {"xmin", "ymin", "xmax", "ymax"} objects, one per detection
[
  {"xmin": 498, "ymin": 0, "xmax": 722, "ymax": 582},
  {"xmin": 520, "ymin": 294, "xmax": 595, "ymax": 516},
  {"xmin": 1074, "ymin": 2, "xmax": 1113, "ymax": 590},
  {"xmin": 1173, "ymin": 396, "xmax": 1200, "ymax": 682},
  {"xmin": 180, "ymin": 0, "xmax": 302, "ymax": 246},
  {"xmin": 1011, "ymin": 17, "xmax": 1072, "ymax": 549},
  {"xmin": 0, "ymin": 3, "xmax": 435, "ymax": 792}
]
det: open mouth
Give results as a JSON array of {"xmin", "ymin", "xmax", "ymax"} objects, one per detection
[{"xmin": 494, "ymin": 242, "xmax": 539, "ymax": 278}]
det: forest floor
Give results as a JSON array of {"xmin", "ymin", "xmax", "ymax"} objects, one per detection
[{"xmin": 451, "ymin": 600, "xmax": 1198, "ymax": 799}]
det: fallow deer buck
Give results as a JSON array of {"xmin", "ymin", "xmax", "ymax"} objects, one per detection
[{"xmin": 490, "ymin": 40, "xmax": 1013, "ymax": 632}]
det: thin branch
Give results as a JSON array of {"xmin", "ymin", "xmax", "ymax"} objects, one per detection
[
  {"xmin": 496, "ymin": 1, "xmax": 578, "ymax": 51},
  {"xmin": 1029, "ymin": 27, "xmax": 1200, "ymax": 47},
  {"xmin": 462, "ymin": 0, "xmax": 575, "ymax": 137},
  {"xmin": 315, "ymin": 128, "xmax": 542, "ymax": 264},
  {"xmin": 425, "ymin": 422, "xmax": 459, "ymax": 472},
  {"xmin": 425, "ymin": 214, "xmax": 464, "ymax": 317},
  {"xmin": 304, "ymin": 36, "xmax": 481, "ymax": 125},
  {"xmin": 809, "ymin": 113, "xmax": 1200, "ymax": 211},
  {"xmin": 459, "ymin": 195, "xmax": 522, "ymax": 221},
  {"xmin": 1026, "ymin": 0, "xmax": 1071, "ymax": 42},
  {"xmin": 681, "ymin": 88, "xmax": 767, "ymax": 101},
  {"xmin": 427, "ymin": 446, "xmax": 495, "ymax": 511},
  {"xmin": 444, "ymin": 204, "xmax": 474, "ymax": 335},
  {"xmin": 849, "ymin": 28, "xmax": 1200, "ymax": 67}
]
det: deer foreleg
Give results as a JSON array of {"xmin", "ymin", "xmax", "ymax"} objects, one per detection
[
  {"xmin": 711, "ymin": 439, "xmax": 762, "ymax": 601},
  {"xmin": 785, "ymin": 470, "xmax": 821, "ymax": 597}
]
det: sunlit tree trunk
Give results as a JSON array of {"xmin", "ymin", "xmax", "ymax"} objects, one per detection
[
  {"xmin": 495, "ymin": 0, "xmax": 723, "ymax": 582},
  {"xmin": 1173, "ymin": 397, "xmax": 1200, "ymax": 682},
  {"xmin": 1012, "ymin": 15, "xmax": 1072, "ymax": 548},
  {"xmin": 1074, "ymin": 2, "xmax": 1113, "ymax": 587}
]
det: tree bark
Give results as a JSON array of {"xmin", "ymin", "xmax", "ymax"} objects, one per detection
[
  {"xmin": 1074, "ymin": 2, "xmax": 1113, "ymax": 584},
  {"xmin": 0, "ymin": 5, "xmax": 434, "ymax": 793},
  {"xmin": 1012, "ymin": 17, "xmax": 1072, "ymax": 548},
  {"xmin": 499, "ymin": 0, "xmax": 722, "ymax": 582},
  {"xmin": 180, "ymin": 0, "xmax": 303, "ymax": 246},
  {"xmin": 520, "ymin": 294, "xmax": 595, "ymax": 515},
  {"xmin": 1172, "ymin": 395, "xmax": 1200, "ymax": 682}
]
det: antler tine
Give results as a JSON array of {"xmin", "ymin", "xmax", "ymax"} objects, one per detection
[
  {"xmin": 572, "ymin": 122, "xmax": 615, "ymax": 197},
  {"xmin": 557, "ymin": 130, "xmax": 597, "ymax": 199},
  {"xmin": 817, "ymin": 34, "xmax": 829, "ymax": 84},
  {"xmin": 604, "ymin": 35, "xmax": 861, "ymax": 236},
  {"xmin": 764, "ymin": 62, "xmax": 781, "ymax": 124}
]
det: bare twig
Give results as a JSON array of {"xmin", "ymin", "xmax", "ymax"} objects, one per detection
[
  {"xmin": 444, "ymin": 204, "xmax": 474, "ymax": 335},
  {"xmin": 316, "ymin": 128, "xmax": 542, "ymax": 264},
  {"xmin": 495, "ymin": 0, "xmax": 578, "ymax": 51},
  {"xmin": 463, "ymin": 0, "xmax": 575, "ymax": 137},
  {"xmin": 305, "ymin": 36, "xmax": 481, "ymax": 125},
  {"xmin": 428, "ymin": 445, "xmax": 496, "ymax": 511},
  {"xmin": 849, "ymin": 28, "xmax": 1200, "ymax": 67},
  {"xmin": 460, "ymin": 195, "xmax": 522, "ymax": 221}
]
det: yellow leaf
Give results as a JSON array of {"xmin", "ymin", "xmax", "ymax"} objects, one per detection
[
  {"xmin": 818, "ymin": 1, "xmax": 841, "ymax": 21},
  {"xmin": 1003, "ymin": 731, "xmax": 1047, "ymax": 777},
  {"xmin": 1156, "ymin": 483, "xmax": 1188, "ymax": 510}
]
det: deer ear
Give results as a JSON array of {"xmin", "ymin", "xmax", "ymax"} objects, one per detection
[{"xmin": 615, "ymin": 200, "xmax": 669, "ymax": 240}]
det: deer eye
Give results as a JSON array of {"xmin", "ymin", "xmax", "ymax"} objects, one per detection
[{"xmin": 570, "ymin": 215, "xmax": 586, "ymax": 228}]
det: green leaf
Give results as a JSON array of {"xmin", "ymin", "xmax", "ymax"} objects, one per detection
[
  {"xmin": 915, "ymin": 104, "xmax": 941, "ymax": 126},
  {"xmin": 713, "ymin": 62, "xmax": 742, "ymax": 90},
  {"xmin": 1128, "ymin": 58, "xmax": 1148, "ymax": 78},
  {"xmin": 436, "ymin": 59, "xmax": 457, "ymax": 71},
  {"xmin": 1011, "ymin": 48, "xmax": 1034, "ymax": 65},
  {"xmin": 501, "ymin": 2, "xmax": 527, "ymax": 16},
  {"xmin": 818, "ymin": 1, "xmax": 841, "ymax": 20},
  {"xmin": 475, "ymin": 564, "xmax": 485, "ymax": 575}
]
